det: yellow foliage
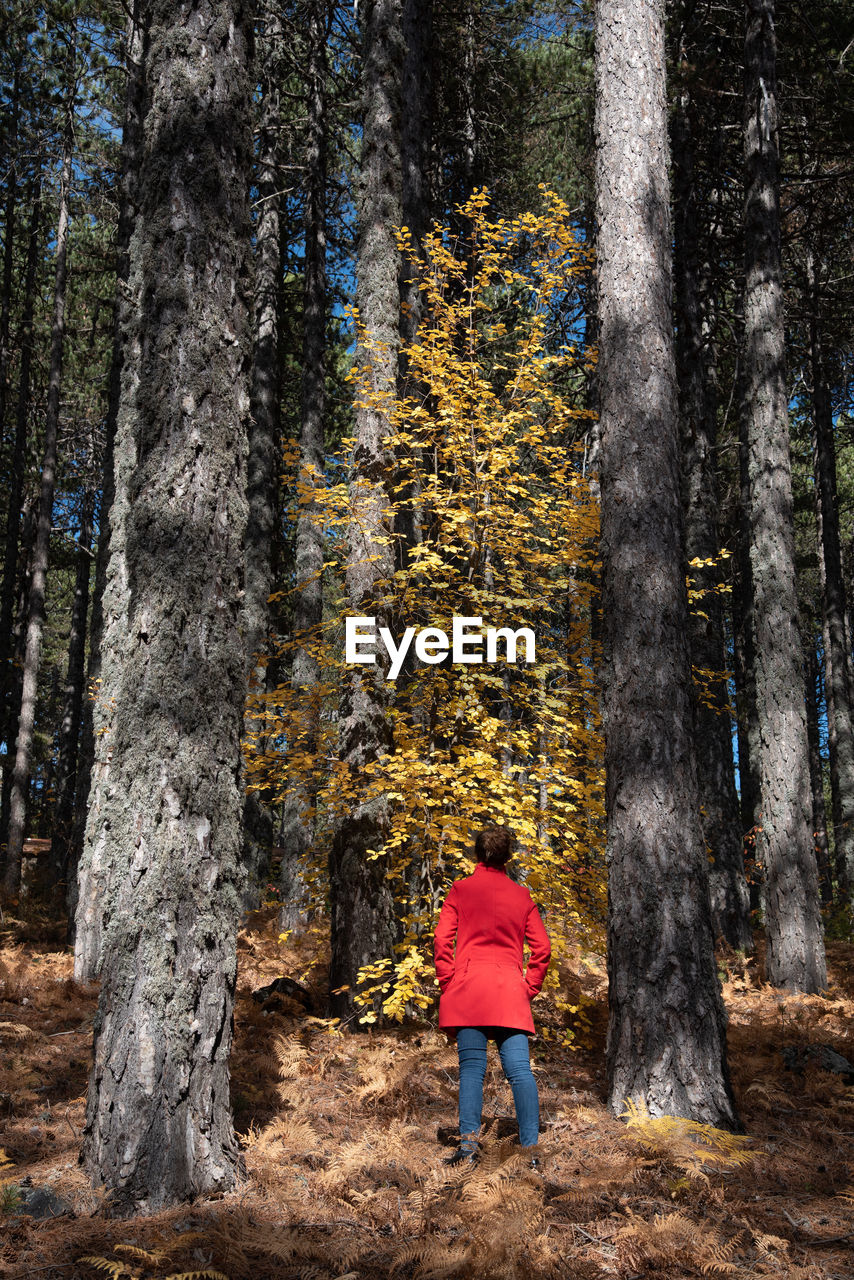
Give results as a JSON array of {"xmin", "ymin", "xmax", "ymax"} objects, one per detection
[
  {"xmin": 621, "ymin": 1098, "xmax": 755, "ymax": 1181},
  {"xmin": 249, "ymin": 189, "xmax": 605, "ymax": 1016}
]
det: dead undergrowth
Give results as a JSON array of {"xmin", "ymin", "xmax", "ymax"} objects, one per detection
[{"xmin": 1, "ymin": 909, "xmax": 852, "ymax": 1280}]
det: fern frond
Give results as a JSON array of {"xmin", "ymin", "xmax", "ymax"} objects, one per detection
[
  {"xmin": 162, "ymin": 1271, "xmax": 228, "ymax": 1280},
  {"xmin": 77, "ymin": 1258, "xmax": 137, "ymax": 1279},
  {"xmin": 621, "ymin": 1098, "xmax": 754, "ymax": 1177},
  {"xmin": 114, "ymin": 1244, "xmax": 164, "ymax": 1263},
  {"xmin": 0, "ymin": 1021, "xmax": 38, "ymax": 1039}
]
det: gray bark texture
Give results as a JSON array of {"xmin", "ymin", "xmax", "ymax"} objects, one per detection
[
  {"xmin": 52, "ymin": 490, "xmax": 94, "ymax": 879},
  {"xmin": 805, "ymin": 644, "xmax": 833, "ymax": 906},
  {"xmin": 328, "ymin": 0, "xmax": 402, "ymax": 1021},
  {"xmin": 72, "ymin": 3, "xmax": 146, "ymax": 965},
  {"xmin": 809, "ymin": 263, "xmax": 854, "ymax": 902},
  {"xmin": 3, "ymin": 76, "xmax": 73, "ymax": 895},
  {"xmin": 242, "ymin": 1, "xmax": 285, "ymax": 910},
  {"xmin": 595, "ymin": 0, "xmax": 738, "ymax": 1126},
  {"xmin": 79, "ymin": 0, "xmax": 253, "ymax": 1211},
  {"xmin": 672, "ymin": 87, "xmax": 751, "ymax": 951},
  {"xmin": 742, "ymin": 0, "xmax": 825, "ymax": 991},
  {"xmin": 278, "ymin": 0, "xmax": 328, "ymax": 931}
]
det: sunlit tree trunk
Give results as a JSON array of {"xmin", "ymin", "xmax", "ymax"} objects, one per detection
[
  {"xmin": 595, "ymin": 0, "xmax": 738, "ymax": 1126},
  {"xmin": 52, "ymin": 489, "xmax": 94, "ymax": 881},
  {"xmin": 805, "ymin": 643, "xmax": 833, "ymax": 906},
  {"xmin": 72, "ymin": 3, "xmax": 145, "ymax": 965},
  {"xmin": 742, "ymin": 0, "xmax": 825, "ymax": 991},
  {"xmin": 328, "ymin": 0, "xmax": 402, "ymax": 1021},
  {"xmin": 80, "ymin": 0, "xmax": 252, "ymax": 1211},
  {"xmin": 3, "ymin": 59, "xmax": 74, "ymax": 896}
]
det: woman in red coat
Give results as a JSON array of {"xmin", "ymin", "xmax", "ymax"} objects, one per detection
[{"xmin": 434, "ymin": 825, "xmax": 551, "ymax": 1165}]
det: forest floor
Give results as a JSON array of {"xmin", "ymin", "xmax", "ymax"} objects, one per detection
[{"xmin": 1, "ymin": 905, "xmax": 852, "ymax": 1280}]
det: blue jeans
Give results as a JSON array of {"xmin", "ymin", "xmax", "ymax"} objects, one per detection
[{"xmin": 456, "ymin": 1026, "xmax": 539, "ymax": 1147}]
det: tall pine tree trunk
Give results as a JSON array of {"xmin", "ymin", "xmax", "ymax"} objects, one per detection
[
  {"xmin": 595, "ymin": 0, "xmax": 738, "ymax": 1126},
  {"xmin": 3, "ymin": 66, "xmax": 74, "ymax": 896},
  {"xmin": 0, "ymin": 186, "xmax": 40, "ymax": 769},
  {"xmin": 808, "ymin": 257, "xmax": 854, "ymax": 902},
  {"xmin": 72, "ymin": 3, "xmax": 145, "ymax": 964},
  {"xmin": 52, "ymin": 488, "xmax": 94, "ymax": 882},
  {"xmin": 0, "ymin": 66, "xmax": 19, "ymax": 443},
  {"xmin": 328, "ymin": 0, "xmax": 402, "ymax": 1022},
  {"xmin": 672, "ymin": 80, "xmax": 751, "ymax": 951},
  {"xmin": 80, "ymin": 0, "xmax": 252, "ymax": 1211},
  {"xmin": 805, "ymin": 643, "xmax": 833, "ymax": 906},
  {"xmin": 278, "ymin": 0, "xmax": 328, "ymax": 931},
  {"xmin": 742, "ymin": 0, "xmax": 825, "ymax": 991},
  {"xmin": 241, "ymin": 0, "xmax": 285, "ymax": 909}
]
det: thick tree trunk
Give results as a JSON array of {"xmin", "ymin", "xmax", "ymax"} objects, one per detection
[
  {"xmin": 71, "ymin": 3, "xmax": 145, "ymax": 962},
  {"xmin": 52, "ymin": 490, "xmax": 94, "ymax": 881},
  {"xmin": 3, "ymin": 81, "xmax": 74, "ymax": 896},
  {"xmin": 672, "ymin": 84, "xmax": 751, "ymax": 951},
  {"xmin": 805, "ymin": 644, "xmax": 833, "ymax": 906},
  {"xmin": 595, "ymin": 0, "xmax": 738, "ymax": 1126},
  {"xmin": 742, "ymin": 0, "xmax": 825, "ymax": 991},
  {"xmin": 809, "ymin": 261, "xmax": 854, "ymax": 902},
  {"xmin": 278, "ymin": 0, "xmax": 328, "ymax": 932},
  {"xmin": 328, "ymin": 0, "xmax": 402, "ymax": 1022},
  {"xmin": 80, "ymin": 0, "xmax": 253, "ymax": 1212}
]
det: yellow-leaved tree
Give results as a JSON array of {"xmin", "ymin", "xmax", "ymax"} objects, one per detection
[{"xmin": 249, "ymin": 189, "xmax": 604, "ymax": 1021}]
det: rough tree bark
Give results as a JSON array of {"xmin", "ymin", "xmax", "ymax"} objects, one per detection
[
  {"xmin": 805, "ymin": 644, "xmax": 833, "ymax": 906},
  {"xmin": 52, "ymin": 489, "xmax": 94, "ymax": 880},
  {"xmin": 809, "ymin": 257, "xmax": 854, "ymax": 902},
  {"xmin": 742, "ymin": 0, "xmax": 825, "ymax": 990},
  {"xmin": 672, "ymin": 77, "xmax": 751, "ymax": 951},
  {"xmin": 595, "ymin": 0, "xmax": 739, "ymax": 1125},
  {"xmin": 240, "ymin": 0, "xmax": 286, "ymax": 910},
  {"xmin": 278, "ymin": 0, "xmax": 328, "ymax": 931},
  {"xmin": 80, "ymin": 0, "xmax": 253, "ymax": 1211},
  {"xmin": 3, "ymin": 60, "xmax": 74, "ymax": 896},
  {"xmin": 71, "ymin": 2, "xmax": 145, "ymax": 963},
  {"xmin": 328, "ymin": 0, "xmax": 402, "ymax": 1021}
]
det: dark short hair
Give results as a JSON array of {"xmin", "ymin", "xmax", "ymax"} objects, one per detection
[{"xmin": 475, "ymin": 825, "xmax": 513, "ymax": 867}]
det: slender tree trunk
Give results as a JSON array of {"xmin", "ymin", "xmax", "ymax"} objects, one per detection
[
  {"xmin": 71, "ymin": 3, "xmax": 145, "ymax": 962},
  {"xmin": 809, "ymin": 258, "xmax": 854, "ymax": 901},
  {"xmin": 278, "ymin": 0, "xmax": 328, "ymax": 931},
  {"xmin": 52, "ymin": 489, "xmax": 94, "ymax": 881},
  {"xmin": 672, "ymin": 81, "xmax": 751, "ymax": 951},
  {"xmin": 0, "ymin": 186, "xmax": 40, "ymax": 764},
  {"xmin": 596, "ymin": 0, "xmax": 738, "ymax": 1126},
  {"xmin": 805, "ymin": 643, "xmax": 833, "ymax": 906},
  {"xmin": 742, "ymin": 0, "xmax": 825, "ymax": 991},
  {"xmin": 3, "ymin": 72, "xmax": 74, "ymax": 896},
  {"xmin": 0, "ymin": 67, "xmax": 19, "ymax": 443},
  {"xmin": 80, "ymin": 0, "xmax": 253, "ymax": 1212},
  {"xmin": 242, "ymin": 0, "xmax": 286, "ymax": 910},
  {"xmin": 328, "ymin": 0, "xmax": 403, "ymax": 1022}
]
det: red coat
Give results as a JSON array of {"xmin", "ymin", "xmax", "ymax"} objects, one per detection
[{"xmin": 433, "ymin": 863, "xmax": 552, "ymax": 1033}]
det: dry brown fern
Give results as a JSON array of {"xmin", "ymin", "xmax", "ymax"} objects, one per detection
[
  {"xmin": 614, "ymin": 1208, "xmax": 741, "ymax": 1276},
  {"xmin": 78, "ymin": 1240, "xmax": 228, "ymax": 1280}
]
